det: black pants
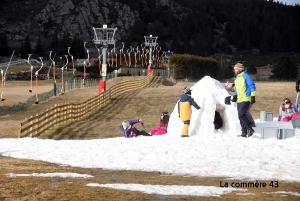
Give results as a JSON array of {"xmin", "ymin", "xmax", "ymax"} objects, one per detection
[
  {"xmin": 137, "ymin": 130, "xmax": 151, "ymax": 136},
  {"xmin": 237, "ymin": 102, "xmax": 252, "ymax": 133}
]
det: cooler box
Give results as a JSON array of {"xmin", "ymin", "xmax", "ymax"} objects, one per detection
[
  {"xmin": 291, "ymin": 117, "xmax": 300, "ymax": 128},
  {"xmin": 280, "ymin": 129, "xmax": 295, "ymax": 139},
  {"xmin": 261, "ymin": 127, "xmax": 279, "ymax": 139},
  {"xmin": 260, "ymin": 111, "xmax": 274, "ymax": 122}
]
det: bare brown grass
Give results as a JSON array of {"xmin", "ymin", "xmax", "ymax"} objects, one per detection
[{"xmin": 0, "ymin": 77, "xmax": 299, "ymax": 200}]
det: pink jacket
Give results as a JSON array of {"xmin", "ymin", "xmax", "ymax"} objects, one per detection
[{"xmin": 150, "ymin": 123, "xmax": 168, "ymax": 135}]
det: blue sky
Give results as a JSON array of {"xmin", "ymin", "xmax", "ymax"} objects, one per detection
[{"xmin": 274, "ymin": 0, "xmax": 300, "ymax": 5}]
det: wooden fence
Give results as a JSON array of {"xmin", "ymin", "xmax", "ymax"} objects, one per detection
[{"xmin": 18, "ymin": 72, "xmax": 154, "ymax": 138}]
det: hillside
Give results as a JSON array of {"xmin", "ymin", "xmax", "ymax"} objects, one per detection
[{"xmin": 0, "ymin": 0, "xmax": 299, "ymax": 59}]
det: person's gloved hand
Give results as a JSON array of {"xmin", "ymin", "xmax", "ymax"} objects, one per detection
[
  {"xmin": 224, "ymin": 96, "xmax": 231, "ymax": 105},
  {"xmin": 296, "ymin": 86, "xmax": 299, "ymax": 92},
  {"xmin": 139, "ymin": 121, "xmax": 144, "ymax": 127},
  {"xmin": 251, "ymin": 96, "xmax": 256, "ymax": 104},
  {"xmin": 278, "ymin": 115, "xmax": 282, "ymax": 122},
  {"xmin": 232, "ymin": 95, "xmax": 237, "ymax": 102}
]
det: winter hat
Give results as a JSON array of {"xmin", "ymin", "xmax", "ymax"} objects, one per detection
[
  {"xmin": 122, "ymin": 120, "xmax": 129, "ymax": 129},
  {"xmin": 183, "ymin": 87, "xmax": 191, "ymax": 94},
  {"xmin": 234, "ymin": 63, "xmax": 245, "ymax": 71},
  {"xmin": 225, "ymin": 81, "xmax": 234, "ymax": 91}
]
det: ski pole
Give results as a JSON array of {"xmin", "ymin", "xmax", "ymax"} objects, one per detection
[{"xmin": 1, "ymin": 69, "xmax": 4, "ymax": 101}]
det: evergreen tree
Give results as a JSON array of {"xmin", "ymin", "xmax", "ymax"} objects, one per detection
[
  {"xmin": 57, "ymin": 33, "xmax": 72, "ymax": 56},
  {"xmin": 0, "ymin": 33, "xmax": 10, "ymax": 56},
  {"xmin": 271, "ymin": 56, "xmax": 297, "ymax": 80},
  {"xmin": 18, "ymin": 36, "xmax": 32, "ymax": 58},
  {"xmin": 284, "ymin": 56, "xmax": 298, "ymax": 80},
  {"xmin": 49, "ymin": 35, "xmax": 59, "ymax": 53},
  {"xmin": 34, "ymin": 37, "xmax": 43, "ymax": 57},
  {"xmin": 223, "ymin": 63, "xmax": 234, "ymax": 79},
  {"xmin": 259, "ymin": 27, "xmax": 272, "ymax": 54},
  {"xmin": 247, "ymin": 63, "xmax": 257, "ymax": 74}
]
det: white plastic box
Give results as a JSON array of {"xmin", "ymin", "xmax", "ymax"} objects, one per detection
[
  {"xmin": 261, "ymin": 127, "xmax": 279, "ymax": 139},
  {"xmin": 260, "ymin": 111, "xmax": 274, "ymax": 122},
  {"xmin": 280, "ymin": 129, "xmax": 295, "ymax": 139},
  {"xmin": 291, "ymin": 117, "xmax": 300, "ymax": 128}
]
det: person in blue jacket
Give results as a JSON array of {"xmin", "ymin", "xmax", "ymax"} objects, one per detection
[
  {"xmin": 226, "ymin": 62, "xmax": 256, "ymax": 138},
  {"xmin": 120, "ymin": 119, "xmax": 151, "ymax": 138},
  {"xmin": 225, "ymin": 81, "xmax": 256, "ymax": 127},
  {"xmin": 178, "ymin": 87, "xmax": 200, "ymax": 137}
]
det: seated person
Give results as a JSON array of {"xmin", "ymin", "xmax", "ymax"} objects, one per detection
[
  {"xmin": 120, "ymin": 119, "xmax": 151, "ymax": 138},
  {"xmin": 278, "ymin": 98, "xmax": 300, "ymax": 122},
  {"xmin": 150, "ymin": 112, "xmax": 169, "ymax": 135}
]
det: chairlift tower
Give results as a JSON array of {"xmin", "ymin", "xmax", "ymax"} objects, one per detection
[
  {"xmin": 162, "ymin": 50, "xmax": 173, "ymax": 78},
  {"xmin": 93, "ymin": 25, "xmax": 117, "ymax": 88},
  {"xmin": 144, "ymin": 34, "xmax": 158, "ymax": 75}
]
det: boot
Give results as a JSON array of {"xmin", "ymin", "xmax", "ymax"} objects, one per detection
[
  {"xmin": 247, "ymin": 128, "xmax": 255, "ymax": 137},
  {"xmin": 181, "ymin": 124, "xmax": 189, "ymax": 138},
  {"xmin": 238, "ymin": 132, "xmax": 247, "ymax": 137}
]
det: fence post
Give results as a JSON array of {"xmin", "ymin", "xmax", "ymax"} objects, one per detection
[
  {"xmin": 45, "ymin": 109, "xmax": 49, "ymax": 132},
  {"xmin": 23, "ymin": 117, "xmax": 27, "ymax": 137},
  {"xmin": 49, "ymin": 106, "xmax": 53, "ymax": 130},
  {"xmin": 30, "ymin": 116, "xmax": 33, "ymax": 137},
  {"xmin": 64, "ymin": 103, "xmax": 67, "ymax": 123},
  {"xmin": 18, "ymin": 124, "xmax": 21, "ymax": 138},
  {"xmin": 54, "ymin": 104, "xmax": 57, "ymax": 126},
  {"xmin": 35, "ymin": 113, "xmax": 39, "ymax": 137}
]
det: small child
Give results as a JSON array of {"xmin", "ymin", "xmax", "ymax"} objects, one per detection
[
  {"xmin": 150, "ymin": 112, "xmax": 169, "ymax": 135},
  {"xmin": 120, "ymin": 119, "xmax": 151, "ymax": 138},
  {"xmin": 225, "ymin": 81, "xmax": 235, "ymax": 92},
  {"xmin": 178, "ymin": 87, "xmax": 200, "ymax": 137}
]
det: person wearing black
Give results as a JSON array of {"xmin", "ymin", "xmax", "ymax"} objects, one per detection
[{"xmin": 296, "ymin": 71, "xmax": 300, "ymax": 92}]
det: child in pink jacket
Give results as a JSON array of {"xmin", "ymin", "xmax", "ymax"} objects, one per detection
[{"xmin": 150, "ymin": 112, "xmax": 169, "ymax": 135}]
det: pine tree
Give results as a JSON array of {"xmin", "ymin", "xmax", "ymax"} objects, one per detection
[
  {"xmin": 18, "ymin": 36, "xmax": 32, "ymax": 58},
  {"xmin": 247, "ymin": 63, "xmax": 257, "ymax": 74},
  {"xmin": 0, "ymin": 33, "xmax": 10, "ymax": 56},
  {"xmin": 271, "ymin": 56, "xmax": 297, "ymax": 80},
  {"xmin": 34, "ymin": 37, "xmax": 43, "ymax": 57}
]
